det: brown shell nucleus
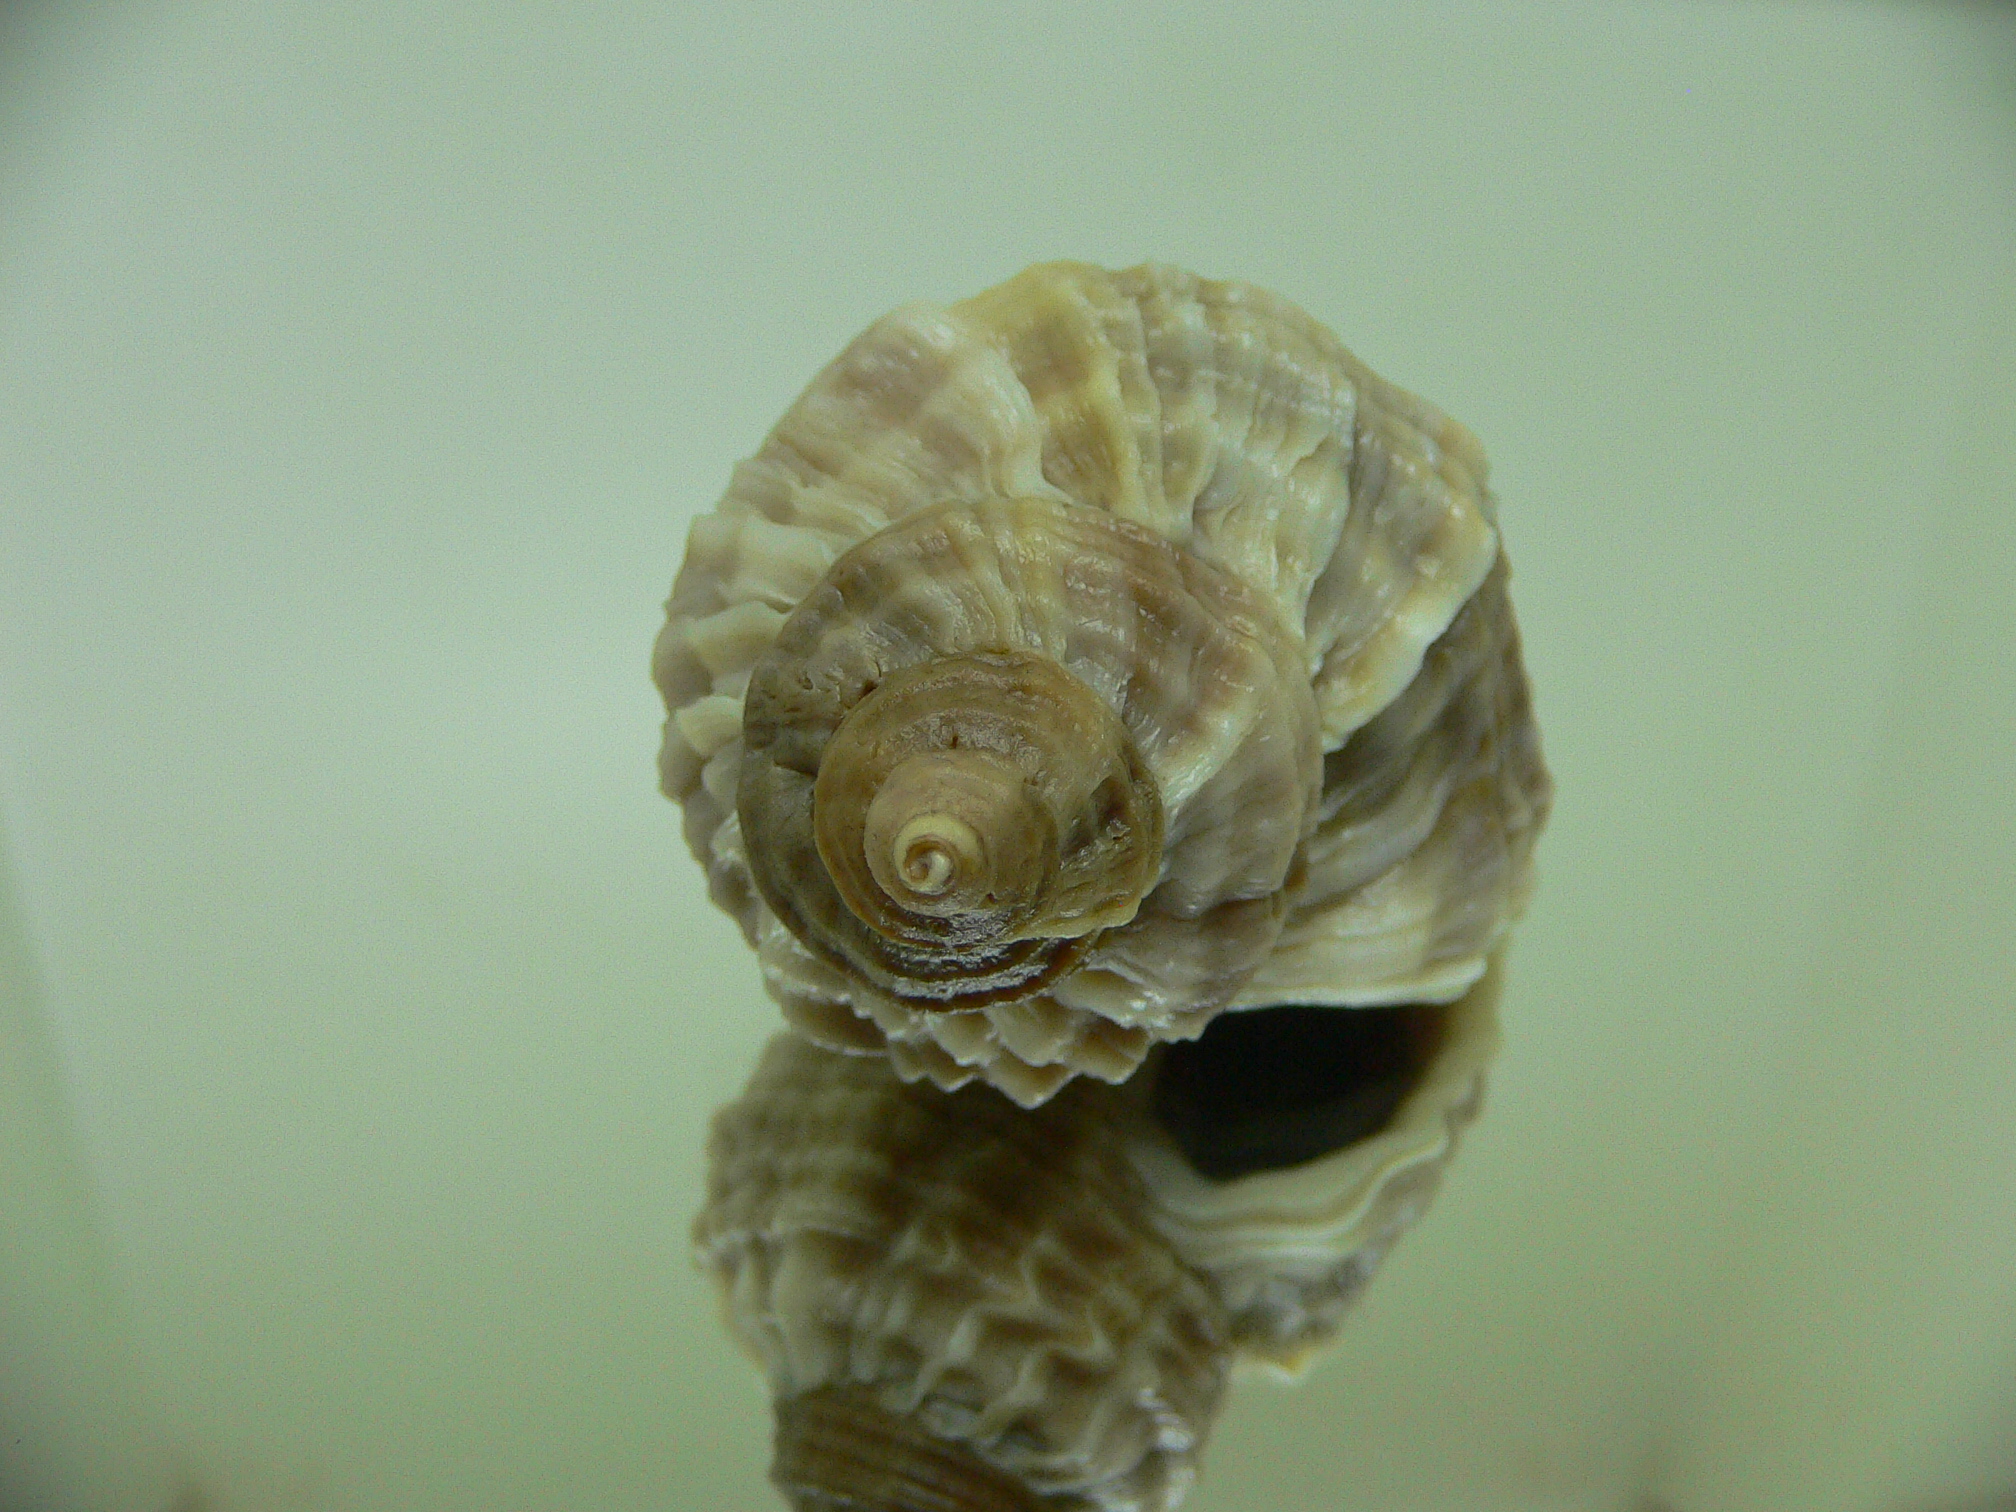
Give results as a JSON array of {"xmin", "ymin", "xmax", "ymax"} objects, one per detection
[{"xmin": 813, "ymin": 651, "xmax": 1158, "ymax": 963}]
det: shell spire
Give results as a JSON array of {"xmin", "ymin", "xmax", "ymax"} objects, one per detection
[{"xmin": 655, "ymin": 261, "xmax": 1551, "ymax": 1105}]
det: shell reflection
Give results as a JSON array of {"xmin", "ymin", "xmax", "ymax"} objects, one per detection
[{"xmin": 696, "ymin": 963, "xmax": 1500, "ymax": 1510}]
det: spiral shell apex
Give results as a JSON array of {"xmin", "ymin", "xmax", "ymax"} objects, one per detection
[{"xmin": 656, "ymin": 261, "xmax": 1550, "ymax": 1104}]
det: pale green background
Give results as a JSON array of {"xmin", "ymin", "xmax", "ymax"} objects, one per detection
[{"xmin": 2, "ymin": 4, "xmax": 2013, "ymax": 1511}]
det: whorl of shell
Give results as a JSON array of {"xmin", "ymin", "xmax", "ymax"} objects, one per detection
[
  {"xmin": 656, "ymin": 261, "xmax": 1550, "ymax": 1105},
  {"xmin": 696, "ymin": 958, "xmax": 1503, "ymax": 1510},
  {"xmin": 696, "ymin": 1032, "xmax": 1232, "ymax": 1512}
]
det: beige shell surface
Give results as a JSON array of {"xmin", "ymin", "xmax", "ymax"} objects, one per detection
[
  {"xmin": 1232, "ymin": 560, "xmax": 1547, "ymax": 1010},
  {"xmin": 656, "ymin": 261, "xmax": 1549, "ymax": 1104}
]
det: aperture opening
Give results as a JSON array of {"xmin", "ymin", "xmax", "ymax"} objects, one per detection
[{"xmin": 1151, "ymin": 1002, "xmax": 1452, "ymax": 1181}]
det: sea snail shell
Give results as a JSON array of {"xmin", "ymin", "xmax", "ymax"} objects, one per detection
[
  {"xmin": 696, "ymin": 959, "xmax": 1503, "ymax": 1510},
  {"xmin": 655, "ymin": 261, "xmax": 1550, "ymax": 1105}
]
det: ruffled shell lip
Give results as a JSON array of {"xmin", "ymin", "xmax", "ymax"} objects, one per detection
[{"xmin": 1120, "ymin": 954, "xmax": 1504, "ymax": 1368}]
